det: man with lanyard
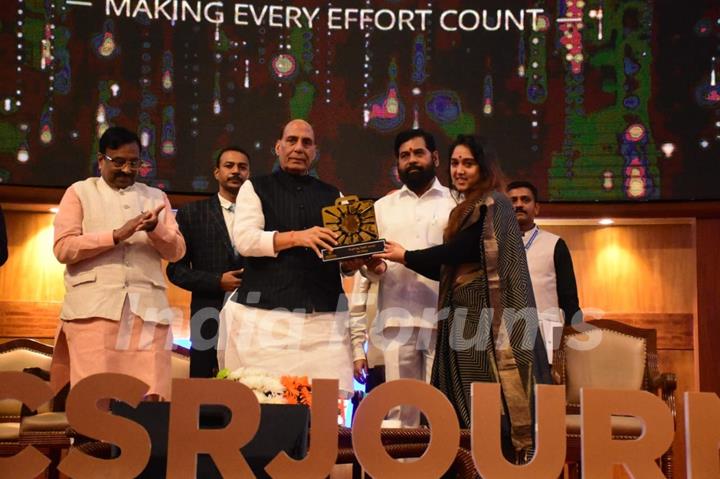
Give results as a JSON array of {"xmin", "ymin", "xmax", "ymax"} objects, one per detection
[{"xmin": 507, "ymin": 180, "xmax": 582, "ymax": 364}]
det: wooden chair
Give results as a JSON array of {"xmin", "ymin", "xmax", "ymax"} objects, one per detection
[
  {"xmin": 0, "ymin": 338, "xmax": 71, "ymax": 479},
  {"xmin": 552, "ymin": 320, "xmax": 677, "ymax": 478},
  {"xmin": 336, "ymin": 426, "xmax": 477, "ymax": 478}
]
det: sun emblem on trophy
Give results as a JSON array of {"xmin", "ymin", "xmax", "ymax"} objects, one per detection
[
  {"xmin": 323, "ymin": 197, "xmax": 377, "ymax": 245},
  {"xmin": 321, "ymin": 196, "xmax": 384, "ymax": 261}
]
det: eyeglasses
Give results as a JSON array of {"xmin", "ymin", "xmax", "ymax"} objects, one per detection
[{"xmin": 101, "ymin": 153, "xmax": 141, "ymax": 169}]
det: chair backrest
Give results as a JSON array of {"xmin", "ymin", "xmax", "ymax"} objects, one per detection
[
  {"xmin": 554, "ymin": 320, "xmax": 655, "ymax": 406},
  {"xmin": 170, "ymin": 344, "xmax": 190, "ymax": 379},
  {"xmin": 0, "ymin": 339, "xmax": 54, "ymax": 419}
]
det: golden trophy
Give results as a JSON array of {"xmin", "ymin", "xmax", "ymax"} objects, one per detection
[{"xmin": 321, "ymin": 195, "xmax": 385, "ymax": 262}]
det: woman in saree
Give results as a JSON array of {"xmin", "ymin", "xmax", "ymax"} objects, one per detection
[{"xmin": 377, "ymin": 134, "xmax": 551, "ymax": 462}]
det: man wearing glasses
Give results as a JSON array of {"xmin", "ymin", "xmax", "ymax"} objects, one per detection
[{"xmin": 51, "ymin": 126, "xmax": 185, "ymax": 401}]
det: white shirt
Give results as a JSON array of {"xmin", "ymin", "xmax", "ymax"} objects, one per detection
[
  {"xmin": 373, "ymin": 177, "xmax": 456, "ymax": 329},
  {"xmin": 218, "ymin": 193, "xmax": 235, "ymax": 246},
  {"xmin": 232, "ymin": 180, "xmax": 278, "ymax": 258}
]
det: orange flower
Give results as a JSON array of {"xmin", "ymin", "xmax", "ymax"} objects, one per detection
[
  {"xmin": 279, "ymin": 376, "xmax": 348, "ymax": 424},
  {"xmin": 281, "ymin": 375, "xmax": 312, "ymax": 407}
]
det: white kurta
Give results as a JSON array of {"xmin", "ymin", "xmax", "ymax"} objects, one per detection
[
  {"xmin": 218, "ymin": 302, "xmax": 354, "ymax": 395},
  {"xmin": 371, "ymin": 178, "xmax": 455, "ymax": 427},
  {"xmin": 373, "ymin": 178, "xmax": 456, "ymax": 330}
]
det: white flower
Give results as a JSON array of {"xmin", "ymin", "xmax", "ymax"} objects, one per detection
[{"xmin": 225, "ymin": 367, "xmax": 288, "ymax": 404}]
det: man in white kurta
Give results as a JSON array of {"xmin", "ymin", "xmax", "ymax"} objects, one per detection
[
  {"xmin": 365, "ymin": 129, "xmax": 456, "ymax": 427},
  {"xmin": 217, "ymin": 119, "xmax": 355, "ymax": 395}
]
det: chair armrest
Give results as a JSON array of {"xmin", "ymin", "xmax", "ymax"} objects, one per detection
[
  {"xmin": 653, "ymin": 372, "xmax": 677, "ymax": 394},
  {"xmin": 551, "ymin": 349, "xmax": 565, "ymax": 385},
  {"xmin": 652, "ymin": 372, "xmax": 677, "ymax": 426}
]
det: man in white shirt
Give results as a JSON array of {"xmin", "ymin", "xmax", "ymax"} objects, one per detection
[
  {"xmin": 507, "ymin": 180, "xmax": 582, "ymax": 364},
  {"xmin": 362, "ymin": 129, "xmax": 456, "ymax": 427},
  {"xmin": 167, "ymin": 147, "xmax": 250, "ymax": 377}
]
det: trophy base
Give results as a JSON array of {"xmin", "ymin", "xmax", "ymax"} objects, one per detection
[{"xmin": 322, "ymin": 239, "xmax": 386, "ymax": 262}]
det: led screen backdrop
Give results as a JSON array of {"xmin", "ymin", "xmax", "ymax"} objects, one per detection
[{"xmin": 0, "ymin": 0, "xmax": 718, "ymax": 201}]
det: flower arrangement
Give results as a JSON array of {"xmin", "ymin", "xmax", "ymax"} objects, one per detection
[
  {"xmin": 217, "ymin": 367, "xmax": 317, "ymax": 406},
  {"xmin": 216, "ymin": 367, "xmax": 288, "ymax": 404},
  {"xmin": 217, "ymin": 368, "xmax": 344, "ymax": 423}
]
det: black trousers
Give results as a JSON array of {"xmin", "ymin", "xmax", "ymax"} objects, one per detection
[{"xmin": 189, "ymin": 310, "xmax": 219, "ymax": 378}]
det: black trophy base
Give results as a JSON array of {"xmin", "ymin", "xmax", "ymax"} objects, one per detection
[{"xmin": 322, "ymin": 239, "xmax": 385, "ymax": 262}]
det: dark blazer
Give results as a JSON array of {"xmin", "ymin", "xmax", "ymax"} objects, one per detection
[{"xmin": 166, "ymin": 195, "xmax": 244, "ymax": 377}]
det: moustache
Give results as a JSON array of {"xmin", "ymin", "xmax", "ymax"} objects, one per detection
[{"xmin": 514, "ymin": 208, "xmax": 526, "ymax": 213}]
